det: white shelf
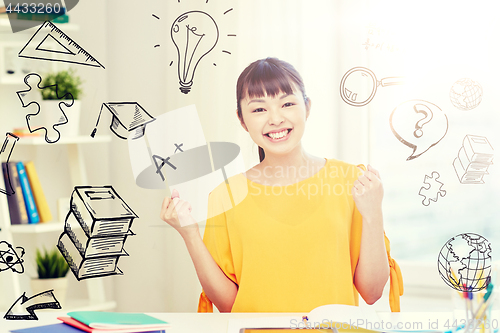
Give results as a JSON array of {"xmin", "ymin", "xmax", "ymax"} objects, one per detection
[
  {"xmin": 0, "ymin": 18, "xmax": 79, "ymax": 33},
  {"xmin": 16, "ymin": 135, "xmax": 111, "ymax": 145},
  {"xmin": 0, "ymin": 131, "xmax": 113, "ymax": 312},
  {"xmin": 10, "ymin": 221, "xmax": 64, "ymax": 234},
  {"xmin": 0, "ymin": 75, "xmax": 26, "ymax": 85}
]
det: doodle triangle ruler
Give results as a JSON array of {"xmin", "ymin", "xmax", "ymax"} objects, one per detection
[{"xmin": 19, "ymin": 21, "xmax": 105, "ymax": 69}]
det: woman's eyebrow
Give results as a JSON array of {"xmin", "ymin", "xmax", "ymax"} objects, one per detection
[
  {"xmin": 279, "ymin": 93, "xmax": 294, "ymax": 99},
  {"xmin": 247, "ymin": 93, "xmax": 294, "ymax": 105},
  {"xmin": 247, "ymin": 98, "xmax": 265, "ymax": 105}
]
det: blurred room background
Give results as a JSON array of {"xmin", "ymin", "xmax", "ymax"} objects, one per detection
[{"xmin": 0, "ymin": 0, "xmax": 498, "ymax": 313}]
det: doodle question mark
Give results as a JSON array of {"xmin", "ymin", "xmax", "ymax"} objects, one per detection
[
  {"xmin": 390, "ymin": 100, "xmax": 448, "ymax": 161},
  {"xmin": 413, "ymin": 104, "xmax": 433, "ymax": 138}
]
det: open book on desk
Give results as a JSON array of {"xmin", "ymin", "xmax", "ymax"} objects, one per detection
[
  {"xmin": 228, "ymin": 305, "xmax": 378, "ymax": 333},
  {"xmin": 228, "ymin": 304, "xmax": 443, "ymax": 333}
]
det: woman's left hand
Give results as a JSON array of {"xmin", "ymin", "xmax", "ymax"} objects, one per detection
[{"xmin": 352, "ymin": 164, "xmax": 384, "ymax": 221}]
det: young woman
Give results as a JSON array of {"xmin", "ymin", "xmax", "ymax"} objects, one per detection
[{"xmin": 160, "ymin": 58, "xmax": 403, "ymax": 313}]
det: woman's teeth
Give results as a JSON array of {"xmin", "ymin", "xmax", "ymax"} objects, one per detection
[{"xmin": 268, "ymin": 129, "xmax": 289, "ymax": 139}]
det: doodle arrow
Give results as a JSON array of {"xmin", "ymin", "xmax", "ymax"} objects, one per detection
[{"xmin": 4, "ymin": 289, "xmax": 61, "ymax": 320}]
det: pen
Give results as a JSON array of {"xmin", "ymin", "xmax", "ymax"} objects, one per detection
[
  {"xmin": 449, "ymin": 268, "xmax": 468, "ymax": 317},
  {"xmin": 450, "ymin": 267, "xmax": 460, "ymax": 289},
  {"xmin": 468, "ymin": 289, "xmax": 474, "ymax": 321},
  {"xmin": 466, "ymin": 295, "xmax": 494, "ymax": 333},
  {"xmin": 463, "ymin": 285, "xmax": 471, "ymax": 323},
  {"xmin": 477, "ymin": 267, "xmax": 486, "ymax": 333},
  {"xmin": 464, "ymin": 283, "xmax": 494, "ymax": 333},
  {"xmin": 488, "ymin": 270, "xmax": 497, "ymax": 333}
]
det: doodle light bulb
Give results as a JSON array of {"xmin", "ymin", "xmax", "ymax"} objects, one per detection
[{"xmin": 171, "ymin": 11, "xmax": 219, "ymax": 94}]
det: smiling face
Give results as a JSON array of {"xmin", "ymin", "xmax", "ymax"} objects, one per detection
[
  {"xmin": 239, "ymin": 87, "xmax": 311, "ymax": 158},
  {"xmin": 236, "ymin": 58, "xmax": 310, "ymax": 162}
]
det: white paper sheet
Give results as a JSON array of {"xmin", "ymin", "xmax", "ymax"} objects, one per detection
[{"xmin": 127, "ymin": 105, "xmax": 248, "ymax": 225}]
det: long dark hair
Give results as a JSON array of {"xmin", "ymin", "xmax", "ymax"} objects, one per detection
[{"xmin": 236, "ymin": 58, "xmax": 308, "ymax": 162}]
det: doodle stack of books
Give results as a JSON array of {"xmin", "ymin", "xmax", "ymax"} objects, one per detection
[
  {"xmin": 57, "ymin": 186, "xmax": 137, "ymax": 281},
  {"xmin": 453, "ymin": 135, "xmax": 494, "ymax": 184}
]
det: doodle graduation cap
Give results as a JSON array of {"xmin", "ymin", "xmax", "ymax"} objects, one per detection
[{"xmin": 91, "ymin": 102, "xmax": 156, "ymax": 140}]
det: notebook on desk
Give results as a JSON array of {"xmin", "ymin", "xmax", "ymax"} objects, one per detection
[
  {"xmin": 10, "ymin": 323, "xmax": 167, "ymax": 333},
  {"xmin": 240, "ymin": 329, "xmax": 336, "ymax": 332}
]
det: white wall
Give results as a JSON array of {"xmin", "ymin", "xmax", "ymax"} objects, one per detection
[
  {"xmin": 104, "ymin": 0, "xmax": 350, "ymax": 312},
  {"xmin": 0, "ymin": 0, "xmax": 110, "ymax": 304}
]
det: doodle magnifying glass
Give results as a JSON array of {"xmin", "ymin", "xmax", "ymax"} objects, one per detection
[{"xmin": 340, "ymin": 67, "xmax": 405, "ymax": 107}]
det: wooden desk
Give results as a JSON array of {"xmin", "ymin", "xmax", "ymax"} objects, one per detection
[{"xmin": 1, "ymin": 311, "xmax": 462, "ymax": 333}]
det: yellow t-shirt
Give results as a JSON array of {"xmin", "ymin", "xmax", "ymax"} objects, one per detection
[{"xmin": 198, "ymin": 158, "xmax": 403, "ymax": 312}]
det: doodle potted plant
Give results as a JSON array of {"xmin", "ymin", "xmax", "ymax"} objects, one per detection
[
  {"xmin": 40, "ymin": 68, "xmax": 83, "ymax": 138},
  {"xmin": 31, "ymin": 247, "xmax": 70, "ymax": 307}
]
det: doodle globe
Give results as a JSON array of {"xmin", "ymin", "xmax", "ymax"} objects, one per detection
[
  {"xmin": 449, "ymin": 78, "xmax": 483, "ymax": 111},
  {"xmin": 437, "ymin": 233, "xmax": 491, "ymax": 292}
]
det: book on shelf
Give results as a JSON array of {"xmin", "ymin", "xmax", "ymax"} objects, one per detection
[
  {"xmin": 16, "ymin": 13, "xmax": 69, "ymax": 23},
  {"xmin": 24, "ymin": 160, "xmax": 53, "ymax": 223},
  {"xmin": 1, "ymin": 161, "xmax": 52, "ymax": 225},
  {"xmin": 16, "ymin": 161, "xmax": 39, "ymax": 224},
  {"xmin": 2, "ymin": 162, "xmax": 28, "ymax": 225},
  {"xmin": 11, "ymin": 127, "xmax": 41, "ymax": 138}
]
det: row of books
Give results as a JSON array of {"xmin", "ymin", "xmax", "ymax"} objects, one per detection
[
  {"xmin": 11, "ymin": 127, "xmax": 42, "ymax": 138},
  {"xmin": 1, "ymin": 161, "xmax": 52, "ymax": 225},
  {"xmin": 15, "ymin": 13, "xmax": 69, "ymax": 23},
  {"xmin": 0, "ymin": 6, "xmax": 69, "ymax": 23}
]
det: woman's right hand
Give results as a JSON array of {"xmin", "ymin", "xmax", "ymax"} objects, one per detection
[
  {"xmin": 162, "ymin": 191, "xmax": 237, "ymax": 312},
  {"xmin": 160, "ymin": 189, "xmax": 199, "ymax": 239}
]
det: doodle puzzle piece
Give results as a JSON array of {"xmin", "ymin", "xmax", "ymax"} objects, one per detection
[
  {"xmin": 0, "ymin": 241, "xmax": 25, "ymax": 274},
  {"xmin": 418, "ymin": 171, "xmax": 446, "ymax": 206},
  {"xmin": 16, "ymin": 73, "xmax": 73, "ymax": 144}
]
